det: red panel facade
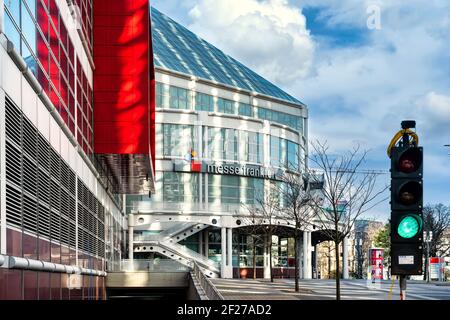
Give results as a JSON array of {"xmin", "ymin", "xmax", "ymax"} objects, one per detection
[{"xmin": 93, "ymin": 0, "xmax": 154, "ymax": 155}]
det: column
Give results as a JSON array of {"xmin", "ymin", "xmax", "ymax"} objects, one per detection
[
  {"xmin": 0, "ymin": 90, "xmax": 6, "ymax": 255},
  {"xmin": 343, "ymin": 236, "xmax": 349, "ymax": 279},
  {"xmin": 263, "ymin": 235, "xmax": 270, "ymax": 279},
  {"xmin": 199, "ymin": 230, "xmax": 203, "ymax": 255},
  {"xmin": 314, "ymin": 245, "xmax": 319, "ymax": 279},
  {"xmin": 307, "ymin": 231, "xmax": 312, "ymax": 278},
  {"xmin": 226, "ymin": 228, "xmax": 233, "ymax": 278},
  {"xmin": 298, "ymin": 236, "xmax": 303, "ymax": 279},
  {"xmin": 221, "ymin": 227, "xmax": 226, "ymax": 278},
  {"xmin": 204, "ymin": 229, "xmax": 209, "ymax": 258},
  {"xmin": 302, "ymin": 231, "xmax": 308, "ymax": 279},
  {"xmin": 128, "ymin": 214, "xmax": 134, "ymax": 262}
]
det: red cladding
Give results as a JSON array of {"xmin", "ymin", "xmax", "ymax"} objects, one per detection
[{"xmin": 93, "ymin": 0, "xmax": 155, "ymax": 156}]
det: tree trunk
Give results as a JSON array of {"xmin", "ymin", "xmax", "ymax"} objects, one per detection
[
  {"xmin": 269, "ymin": 230, "xmax": 273, "ymax": 282},
  {"xmin": 328, "ymin": 246, "xmax": 331, "ymax": 279},
  {"xmin": 294, "ymin": 235, "xmax": 299, "ymax": 292},
  {"xmin": 253, "ymin": 238, "xmax": 257, "ymax": 280},
  {"xmin": 335, "ymin": 241, "xmax": 341, "ymax": 300}
]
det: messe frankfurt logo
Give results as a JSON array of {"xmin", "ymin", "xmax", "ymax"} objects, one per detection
[{"xmin": 185, "ymin": 149, "xmax": 201, "ymax": 172}]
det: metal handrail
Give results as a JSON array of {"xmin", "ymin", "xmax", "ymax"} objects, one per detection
[{"xmin": 193, "ymin": 261, "xmax": 224, "ymax": 300}]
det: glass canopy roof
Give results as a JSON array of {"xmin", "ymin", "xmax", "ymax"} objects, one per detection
[{"xmin": 151, "ymin": 7, "xmax": 303, "ymax": 105}]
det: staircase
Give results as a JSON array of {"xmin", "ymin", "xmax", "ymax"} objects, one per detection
[{"xmin": 134, "ymin": 222, "xmax": 219, "ymax": 277}]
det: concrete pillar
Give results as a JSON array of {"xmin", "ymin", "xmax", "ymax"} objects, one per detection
[
  {"xmin": 343, "ymin": 237, "xmax": 349, "ymax": 279},
  {"xmin": 128, "ymin": 214, "xmax": 134, "ymax": 262},
  {"xmin": 263, "ymin": 235, "xmax": 270, "ymax": 279},
  {"xmin": 307, "ymin": 231, "xmax": 312, "ymax": 278},
  {"xmin": 221, "ymin": 227, "xmax": 226, "ymax": 278},
  {"xmin": 298, "ymin": 236, "xmax": 303, "ymax": 279},
  {"xmin": 226, "ymin": 228, "xmax": 233, "ymax": 278},
  {"xmin": 199, "ymin": 230, "xmax": 203, "ymax": 255},
  {"xmin": 302, "ymin": 231, "xmax": 308, "ymax": 279},
  {"xmin": 314, "ymin": 245, "xmax": 319, "ymax": 279},
  {"xmin": 204, "ymin": 229, "xmax": 209, "ymax": 258}
]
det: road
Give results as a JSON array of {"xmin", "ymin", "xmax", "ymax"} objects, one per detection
[{"xmin": 211, "ymin": 278, "xmax": 450, "ymax": 300}]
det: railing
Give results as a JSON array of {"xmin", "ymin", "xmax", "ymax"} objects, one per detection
[
  {"xmin": 158, "ymin": 241, "xmax": 220, "ymax": 272},
  {"xmin": 193, "ymin": 261, "xmax": 224, "ymax": 300},
  {"xmin": 118, "ymin": 259, "xmax": 190, "ymax": 272},
  {"xmin": 131, "ymin": 201, "xmax": 250, "ymax": 215}
]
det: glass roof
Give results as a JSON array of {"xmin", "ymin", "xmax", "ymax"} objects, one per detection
[{"xmin": 150, "ymin": 7, "xmax": 303, "ymax": 105}]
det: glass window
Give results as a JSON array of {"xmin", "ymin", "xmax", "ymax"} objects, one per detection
[
  {"xmin": 238, "ymin": 103, "xmax": 253, "ymax": 117},
  {"xmin": 287, "ymin": 140, "xmax": 299, "ymax": 171},
  {"xmin": 257, "ymin": 107, "xmax": 303, "ymax": 132},
  {"xmin": 4, "ymin": 12, "xmax": 21, "ymax": 50},
  {"xmin": 5, "ymin": 0, "xmax": 20, "ymax": 24},
  {"xmin": 238, "ymin": 131, "xmax": 263, "ymax": 164},
  {"xmin": 208, "ymin": 176, "xmax": 264, "ymax": 205},
  {"xmin": 21, "ymin": 1, "xmax": 37, "ymax": 54},
  {"xmin": 195, "ymin": 92, "xmax": 214, "ymax": 112},
  {"xmin": 217, "ymin": 98, "xmax": 235, "ymax": 115},
  {"xmin": 162, "ymin": 124, "xmax": 195, "ymax": 157},
  {"xmin": 163, "ymin": 172, "xmax": 199, "ymax": 203},
  {"xmin": 169, "ymin": 86, "xmax": 191, "ymax": 109}
]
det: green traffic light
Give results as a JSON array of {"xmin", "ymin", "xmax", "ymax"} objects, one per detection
[{"xmin": 397, "ymin": 215, "xmax": 420, "ymax": 238}]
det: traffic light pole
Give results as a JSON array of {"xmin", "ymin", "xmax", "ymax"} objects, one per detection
[{"xmin": 400, "ymin": 276, "xmax": 407, "ymax": 300}]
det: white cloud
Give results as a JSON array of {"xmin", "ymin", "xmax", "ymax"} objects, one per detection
[{"xmin": 186, "ymin": 0, "xmax": 315, "ymax": 85}]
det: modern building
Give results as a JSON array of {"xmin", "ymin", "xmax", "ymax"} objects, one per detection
[
  {"xmin": 125, "ymin": 8, "xmax": 349, "ymax": 280},
  {"xmin": 0, "ymin": 1, "xmax": 155, "ymax": 299}
]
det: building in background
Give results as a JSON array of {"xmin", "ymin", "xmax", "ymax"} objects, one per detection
[
  {"xmin": 124, "ymin": 8, "xmax": 349, "ymax": 280},
  {"xmin": 0, "ymin": 0, "xmax": 155, "ymax": 300}
]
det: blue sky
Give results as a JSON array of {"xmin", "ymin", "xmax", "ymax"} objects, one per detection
[{"xmin": 151, "ymin": 0, "xmax": 450, "ymax": 221}]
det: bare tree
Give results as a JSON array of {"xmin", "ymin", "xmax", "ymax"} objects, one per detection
[
  {"xmin": 246, "ymin": 184, "xmax": 280, "ymax": 282},
  {"xmin": 308, "ymin": 140, "xmax": 388, "ymax": 300},
  {"xmin": 423, "ymin": 203, "xmax": 450, "ymax": 280},
  {"xmin": 277, "ymin": 171, "xmax": 315, "ymax": 292}
]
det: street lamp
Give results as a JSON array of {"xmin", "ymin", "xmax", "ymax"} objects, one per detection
[{"xmin": 424, "ymin": 231, "xmax": 433, "ymax": 282}]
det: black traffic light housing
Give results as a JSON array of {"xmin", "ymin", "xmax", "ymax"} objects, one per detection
[{"xmin": 390, "ymin": 142, "xmax": 424, "ymax": 275}]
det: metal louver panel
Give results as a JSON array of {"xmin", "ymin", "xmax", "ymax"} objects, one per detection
[
  {"xmin": 50, "ymin": 149, "xmax": 60, "ymax": 180},
  {"xmin": 5, "ymin": 141, "xmax": 22, "ymax": 186},
  {"xmin": 22, "ymin": 117, "xmax": 37, "ymax": 159},
  {"xmin": 50, "ymin": 209, "xmax": 61, "ymax": 241},
  {"xmin": 37, "ymin": 169, "xmax": 50, "ymax": 205},
  {"xmin": 5, "ymin": 183, "xmax": 22, "ymax": 228},
  {"xmin": 38, "ymin": 204, "xmax": 51, "ymax": 238},
  {"xmin": 60, "ymin": 216, "xmax": 70, "ymax": 246},
  {"xmin": 5, "ymin": 98, "xmax": 22, "ymax": 146},
  {"xmin": 37, "ymin": 135, "xmax": 50, "ymax": 172},
  {"xmin": 23, "ymin": 193, "xmax": 38, "ymax": 233},
  {"xmin": 23, "ymin": 155, "xmax": 37, "ymax": 196}
]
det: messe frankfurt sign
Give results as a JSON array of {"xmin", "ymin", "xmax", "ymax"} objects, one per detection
[{"xmin": 173, "ymin": 160, "xmax": 282, "ymax": 180}]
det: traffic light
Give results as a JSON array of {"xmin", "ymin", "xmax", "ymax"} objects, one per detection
[{"xmin": 389, "ymin": 122, "xmax": 423, "ymax": 275}]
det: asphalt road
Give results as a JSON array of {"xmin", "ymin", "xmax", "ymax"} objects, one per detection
[{"xmin": 211, "ymin": 278, "xmax": 450, "ymax": 300}]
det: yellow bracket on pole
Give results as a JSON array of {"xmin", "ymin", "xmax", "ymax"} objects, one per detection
[{"xmin": 387, "ymin": 129, "xmax": 419, "ymax": 158}]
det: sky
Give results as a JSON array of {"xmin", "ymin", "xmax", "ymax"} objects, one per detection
[{"xmin": 151, "ymin": 0, "xmax": 450, "ymax": 221}]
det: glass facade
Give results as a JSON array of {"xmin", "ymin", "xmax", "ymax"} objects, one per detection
[
  {"xmin": 151, "ymin": 7, "xmax": 303, "ymax": 105},
  {"xmin": 162, "ymin": 172, "xmax": 199, "ymax": 203},
  {"xmin": 3, "ymin": 0, "xmax": 94, "ymax": 155},
  {"xmin": 162, "ymin": 124, "xmax": 196, "ymax": 157},
  {"xmin": 258, "ymin": 107, "xmax": 303, "ymax": 132},
  {"xmin": 156, "ymin": 82, "xmax": 304, "ymax": 134},
  {"xmin": 270, "ymin": 136, "xmax": 300, "ymax": 170},
  {"xmin": 208, "ymin": 175, "xmax": 264, "ymax": 205}
]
